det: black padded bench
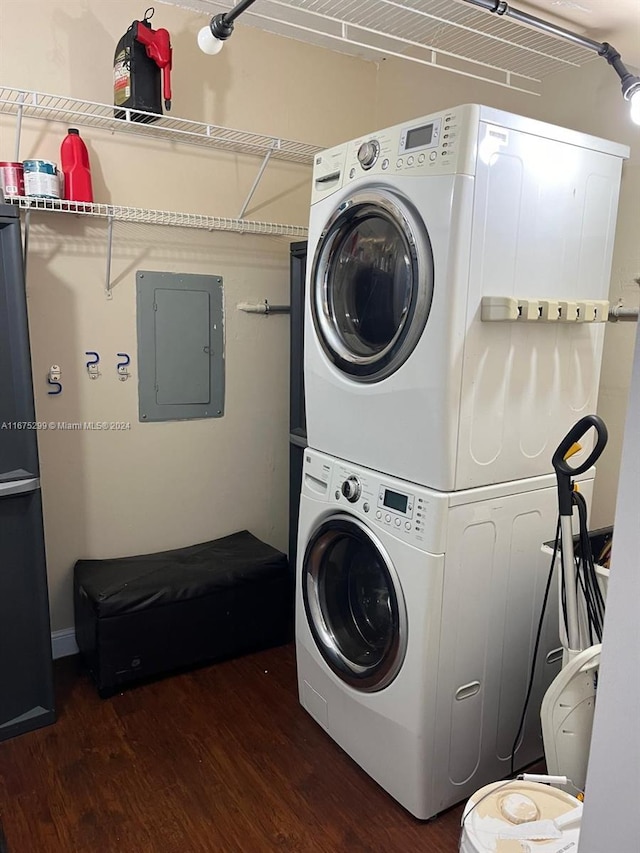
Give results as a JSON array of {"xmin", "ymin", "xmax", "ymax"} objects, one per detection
[{"xmin": 74, "ymin": 530, "xmax": 292, "ymax": 696}]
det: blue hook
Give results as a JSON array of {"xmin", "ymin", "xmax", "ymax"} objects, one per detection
[
  {"xmin": 47, "ymin": 377, "xmax": 62, "ymax": 396},
  {"xmin": 85, "ymin": 351, "xmax": 100, "ymax": 368},
  {"xmin": 116, "ymin": 353, "xmax": 131, "ymax": 369}
]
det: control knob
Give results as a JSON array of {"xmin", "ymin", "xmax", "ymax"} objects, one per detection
[
  {"xmin": 357, "ymin": 139, "xmax": 380, "ymax": 170},
  {"xmin": 341, "ymin": 476, "xmax": 362, "ymax": 503}
]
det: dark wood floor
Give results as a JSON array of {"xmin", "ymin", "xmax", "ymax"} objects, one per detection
[{"xmin": 0, "ymin": 644, "xmax": 465, "ymax": 852}]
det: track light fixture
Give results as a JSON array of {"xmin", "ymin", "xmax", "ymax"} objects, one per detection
[
  {"xmin": 462, "ymin": 0, "xmax": 640, "ymax": 125},
  {"xmin": 599, "ymin": 42, "xmax": 640, "ymax": 125},
  {"xmin": 198, "ymin": 0, "xmax": 259, "ymax": 55}
]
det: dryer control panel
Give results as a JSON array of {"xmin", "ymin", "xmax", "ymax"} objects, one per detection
[{"xmin": 311, "ymin": 104, "xmax": 480, "ymax": 203}]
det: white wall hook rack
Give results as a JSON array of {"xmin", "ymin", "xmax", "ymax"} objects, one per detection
[{"xmin": 481, "ymin": 296, "xmax": 611, "ymax": 323}]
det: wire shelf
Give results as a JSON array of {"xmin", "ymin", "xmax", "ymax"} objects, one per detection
[
  {"xmin": 172, "ymin": 0, "xmax": 597, "ymax": 93},
  {"xmin": 0, "ymin": 87, "xmax": 322, "ymax": 164},
  {"xmin": 10, "ymin": 196, "xmax": 309, "ymax": 238}
]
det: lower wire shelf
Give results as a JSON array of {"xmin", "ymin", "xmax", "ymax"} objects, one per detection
[{"xmin": 9, "ymin": 196, "xmax": 309, "ymax": 238}]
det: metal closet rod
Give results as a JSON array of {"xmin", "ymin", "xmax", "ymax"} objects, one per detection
[
  {"xmin": 461, "ymin": 0, "xmax": 640, "ymax": 97},
  {"xmin": 609, "ymin": 304, "xmax": 639, "ymax": 322},
  {"xmin": 237, "ymin": 300, "xmax": 290, "ymax": 315}
]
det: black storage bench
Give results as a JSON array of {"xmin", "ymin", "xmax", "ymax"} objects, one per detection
[{"xmin": 74, "ymin": 530, "xmax": 292, "ymax": 697}]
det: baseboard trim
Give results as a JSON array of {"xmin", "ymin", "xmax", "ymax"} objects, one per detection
[{"xmin": 51, "ymin": 628, "xmax": 78, "ymax": 660}]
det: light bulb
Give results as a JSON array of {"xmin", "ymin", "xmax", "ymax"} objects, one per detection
[
  {"xmin": 629, "ymin": 89, "xmax": 640, "ymax": 126},
  {"xmin": 198, "ymin": 25, "xmax": 225, "ymax": 55}
]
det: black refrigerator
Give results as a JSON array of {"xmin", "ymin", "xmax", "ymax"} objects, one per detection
[
  {"xmin": 0, "ymin": 203, "xmax": 55, "ymax": 741},
  {"xmin": 289, "ymin": 241, "xmax": 307, "ymax": 575}
]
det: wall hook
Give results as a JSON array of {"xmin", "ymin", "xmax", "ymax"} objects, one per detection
[
  {"xmin": 116, "ymin": 352, "xmax": 131, "ymax": 381},
  {"xmin": 85, "ymin": 351, "xmax": 101, "ymax": 379},
  {"xmin": 47, "ymin": 364, "xmax": 62, "ymax": 395}
]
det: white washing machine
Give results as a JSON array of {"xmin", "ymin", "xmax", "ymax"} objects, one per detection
[
  {"xmin": 305, "ymin": 104, "xmax": 628, "ymax": 490},
  {"xmin": 296, "ymin": 449, "xmax": 593, "ymax": 819}
]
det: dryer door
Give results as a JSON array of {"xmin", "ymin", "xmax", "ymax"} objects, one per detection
[
  {"xmin": 302, "ymin": 513, "xmax": 407, "ymax": 691},
  {"xmin": 311, "ymin": 189, "xmax": 434, "ymax": 382}
]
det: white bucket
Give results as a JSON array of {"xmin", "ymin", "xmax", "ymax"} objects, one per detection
[{"xmin": 459, "ymin": 780, "xmax": 582, "ymax": 853}]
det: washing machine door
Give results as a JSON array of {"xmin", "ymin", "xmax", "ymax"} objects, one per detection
[
  {"xmin": 311, "ymin": 188, "xmax": 434, "ymax": 382},
  {"xmin": 302, "ymin": 513, "xmax": 407, "ymax": 691}
]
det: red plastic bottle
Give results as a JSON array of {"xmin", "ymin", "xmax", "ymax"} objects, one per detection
[{"xmin": 60, "ymin": 128, "xmax": 94, "ymax": 202}]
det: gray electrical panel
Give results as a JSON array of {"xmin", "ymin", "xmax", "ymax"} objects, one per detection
[{"xmin": 136, "ymin": 271, "xmax": 224, "ymax": 422}]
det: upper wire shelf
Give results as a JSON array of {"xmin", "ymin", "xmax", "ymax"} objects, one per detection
[
  {"xmin": 167, "ymin": 0, "xmax": 596, "ymax": 94},
  {"xmin": 0, "ymin": 87, "xmax": 322, "ymax": 164}
]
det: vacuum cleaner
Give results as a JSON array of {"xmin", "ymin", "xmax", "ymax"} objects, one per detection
[
  {"xmin": 459, "ymin": 415, "xmax": 609, "ymax": 852},
  {"xmin": 540, "ymin": 414, "xmax": 608, "ymax": 794}
]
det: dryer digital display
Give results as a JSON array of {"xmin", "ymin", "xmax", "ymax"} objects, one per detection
[
  {"xmin": 406, "ymin": 125, "xmax": 433, "ymax": 149},
  {"xmin": 399, "ymin": 119, "xmax": 441, "ymax": 154},
  {"xmin": 378, "ymin": 488, "xmax": 414, "ymax": 517}
]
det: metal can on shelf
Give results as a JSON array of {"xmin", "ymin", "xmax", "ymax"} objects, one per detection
[
  {"xmin": 23, "ymin": 159, "xmax": 60, "ymax": 199},
  {"xmin": 0, "ymin": 161, "xmax": 25, "ymax": 197}
]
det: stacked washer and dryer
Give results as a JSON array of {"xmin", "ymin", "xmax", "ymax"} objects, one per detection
[{"xmin": 295, "ymin": 104, "xmax": 628, "ymax": 819}]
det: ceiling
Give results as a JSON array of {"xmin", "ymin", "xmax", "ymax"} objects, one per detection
[
  {"xmin": 162, "ymin": 0, "xmax": 640, "ymax": 94},
  {"xmin": 523, "ymin": 0, "xmax": 640, "ymax": 66}
]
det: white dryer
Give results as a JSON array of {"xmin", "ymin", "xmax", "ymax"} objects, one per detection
[
  {"xmin": 296, "ymin": 449, "xmax": 594, "ymax": 819},
  {"xmin": 305, "ymin": 105, "xmax": 628, "ymax": 490}
]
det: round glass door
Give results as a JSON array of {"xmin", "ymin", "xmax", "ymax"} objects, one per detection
[
  {"xmin": 312, "ymin": 189, "xmax": 434, "ymax": 382},
  {"xmin": 302, "ymin": 514, "xmax": 407, "ymax": 691}
]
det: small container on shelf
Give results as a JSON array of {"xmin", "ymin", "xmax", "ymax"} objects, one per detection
[
  {"xmin": 0, "ymin": 161, "xmax": 25, "ymax": 197},
  {"xmin": 60, "ymin": 128, "xmax": 93, "ymax": 203},
  {"xmin": 22, "ymin": 160, "xmax": 60, "ymax": 199}
]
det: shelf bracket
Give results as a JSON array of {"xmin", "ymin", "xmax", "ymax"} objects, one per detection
[
  {"xmin": 238, "ymin": 146, "xmax": 275, "ymax": 219},
  {"xmin": 105, "ymin": 215, "xmax": 114, "ymax": 300},
  {"xmin": 22, "ymin": 209, "xmax": 31, "ymax": 279},
  {"xmin": 14, "ymin": 91, "xmax": 25, "ymax": 160}
]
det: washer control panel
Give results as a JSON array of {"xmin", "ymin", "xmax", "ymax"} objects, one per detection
[
  {"xmin": 304, "ymin": 449, "xmax": 449, "ymax": 552},
  {"xmin": 330, "ymin": 461, "xmax": 429, "ymax": 543}
]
